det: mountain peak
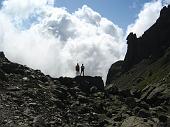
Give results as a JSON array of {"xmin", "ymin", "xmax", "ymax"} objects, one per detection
[{"xmin": 123, "ymin": 5, "xmax": 170, "ymax": 71}]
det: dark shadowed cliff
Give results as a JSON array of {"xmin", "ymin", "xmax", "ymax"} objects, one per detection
[
  {"xmin": 124, "ymin": 5, "xmax": 170, "ymax": 71},
  {"xmin": 107, "ymin": 5, "xmax": 170, "ymax": 86}
]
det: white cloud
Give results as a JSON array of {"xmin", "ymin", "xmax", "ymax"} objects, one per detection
[
  {"xmin": 2, "ymin": 0, "xmax": 47, "ymax": 19},
  {"xmin": 74, "ymin": 5, "xmax": 101, "ymax": 26},
  {"xmin": 127, "ymin": 0, "xmax": 163, "ymax": 37},
  {"xmin": 164, "ymin": 0, "xmax": 170, "ymax": 4},
  {"xmin": 0, "ymin": 0, "xmax": 126, "ymax": 82}
]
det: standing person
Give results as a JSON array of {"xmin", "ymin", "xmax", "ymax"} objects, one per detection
[
  {"xmin": 75, "ymin": 63, "xmax": 80, "ymax": 76},
  {"xmin": 81, "ymin": 64, "xmax": 85, "ymax": 76}
]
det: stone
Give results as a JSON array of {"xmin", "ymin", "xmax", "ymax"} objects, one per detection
[
  {"xmin": 119, "ymin": 89, "xmax": 131, "ymax": 97},
  {"xmin": 125, "ymin": 97, "xmax": 136, "ymax": 108},
  {"xmin": 77, "ymin": 95, "xmax": 89, "ymax": 103},
  {"xmin": 138, "ymin": 101, "xmax": 150, "ymax": 110},
  {"xmin": 146, "ymin": 84, "xmax": 167, "ymax": 106},
  {"xmin": 105, "ymin": 84, "xmax": 118, "ymax": 95},
  {"xmin": 23, "ymin": 77, "xmax": 29, "ymax": 81},
  {"xmin": 90, "ymin": 86, "xmax": 98, "ymax": 93},
  {"xmin": 0, "ymin": 69, "xmax": 8, "ymax": 81},
  {"xmin": 133, "ymin": 106, "xmax": 141, "ymax": 114},
  {"xmin": 99, "ymin": 119, "xmax": 109, "ymax": 126},
  {"xmin": 138, "ymin": 109, "xmax": 150, "ymax": 118},
  {"xmin": 75, "ymin": 76, "xmax": 104, "ymax": 93},
  {"xmin": 159, "ymin": 115, "xmax": 167, "ymax": 123},
  {"xmin": 114, "ymin": 114, "xmax": 123, "ymax": 122},
  {"xmin": 140, "ymin": 86, "xmax": 155, "ymax": 101},
  {"xmin": 33, "ymin": 115, "xmax": 46, "ymax": 127},
  {"xmin": 121, "ymin": 116, "xmax": 156, "ymax": 127},
  {"xmin": 130, "ymin": 88, "xmax": 141, "ymax": 98}
]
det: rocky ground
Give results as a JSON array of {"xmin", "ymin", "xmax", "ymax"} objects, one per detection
[{"xmin": 0, "ymin": 51, "xmax": 169, "ymax": 127}]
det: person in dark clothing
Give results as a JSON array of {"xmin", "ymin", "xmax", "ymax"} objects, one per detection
[
  {"xmin": 80, "ymin": 64, "xmax": 85, "ymax": 76},
  {"xmin": 75, "ymin": 63, "xmax": 80, "ymax": 76}
]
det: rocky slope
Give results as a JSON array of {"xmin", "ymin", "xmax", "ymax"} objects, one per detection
[
  {"xmin": 106, "ymin": 5, "xmax": 170, "ymax": 127},
  {"xmin": 1, "ymin": 49, "xmax": 168, "ymax": 127},
  {"xmin": 0, "ymin": 52, "xmax": 150, "ymax": 127},
  {"xmin": 0, "ymin": 51, "xmax": 168, "ymax": 127}
]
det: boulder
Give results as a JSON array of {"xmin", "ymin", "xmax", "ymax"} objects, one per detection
[
  {"xmin": 0, "ymin": 69, "xmax": 8, "ymax": 81},
  {"xmin": 125, "ymin": 97, "xmax": 137, "ymax": 108},
  {"xmin": 104, "ymin": 84, "xmax": 118, "ymax": 95},
  {"xmin": 121, "ymin": 116, "xmax": 157, "ymax": 127},
  {"xmin": 140, "ymin": 84, "xmax": 169, "ymax": 106},
  {"xmin": 75, "ymin": 76, "xmax": 104, "ymax": 93},
  {"xmin": 138, "ymin": 109, "xmax": 151, "ymax": 118}
]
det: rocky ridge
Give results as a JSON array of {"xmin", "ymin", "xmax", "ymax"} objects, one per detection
[
  {"xmin": 123, "ymin": 5, "xmax": 170, "ymax": 71},
  {"xmin": 106, "ymin": 5, "xmax": 170, "ymax": 127}
]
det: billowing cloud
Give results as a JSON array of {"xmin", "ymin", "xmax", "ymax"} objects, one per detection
[
  {"xmin": 2, "ymin": 0, "xmax": 47, "ymax": 19},
  {"xmin": 0, "ymin": 0, "xmax": 125, "ymax": 82}
]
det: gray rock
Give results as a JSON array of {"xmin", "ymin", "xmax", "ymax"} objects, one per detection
[
  {"xmin": 90, "ymin": 86, "xmax": 98, "ymax": 93},
  {"xmin": 0, "ymin": 69, "xmax": 8, "ymax": 81},
  {"xmin": 33, "ymin": 115, "xmax": 46, "ymax": 127},
  {"xmin": 141, "ymin": 85, "xmax": 155, "ymax": 101},
  {"xmin": 125, "ymin": 97, "xmax": 137, "ymax": 108},
  {"xmin": 105, "ymin": 84, "xmax": 118, "ymax": 95},
  {"xmin": 138, "ymin": 101, "xmax": 150, "ymax": 110},
  {"xmin": 121, "ymin": 116, "xmax": 157, "ymax": 127},
  {"xmin": 138, "ymin": 109, "xmax": 151, "ymax": 118}
]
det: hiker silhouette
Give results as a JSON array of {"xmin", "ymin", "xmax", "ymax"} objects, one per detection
[
  {"xmin": 80, "ymin": 64, "xmax": 85, "ymax": 76},
  {"xmin": 75, "ymin": 63, "xmax": 80, "ymax": 76}
]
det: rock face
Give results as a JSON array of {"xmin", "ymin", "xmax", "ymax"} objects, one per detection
[
  {"xmin": 123, "ymin": 5, "xmax": 170, "ymax": 71},
  {"xmin": 106, "ymin": 61, "xmax": 124, "ymax": 85},
  {"xmin": 106, "ymin": 5, "xmax": 170, "ymax": 86}
]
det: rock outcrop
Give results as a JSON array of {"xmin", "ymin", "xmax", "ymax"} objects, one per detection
[{"xmin": 123, "ymin": 5, "xmax": 170, "ymax": 71}]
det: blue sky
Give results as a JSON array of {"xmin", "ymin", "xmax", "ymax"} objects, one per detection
[{"xmin": 54, "ymin": 0, "xmax": 150, "ymax": 29}]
